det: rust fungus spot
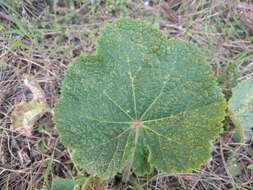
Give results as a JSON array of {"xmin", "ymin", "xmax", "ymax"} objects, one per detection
[{"xmin": 130, "ymin": 119, "xmax": 142, "ymax": 129}]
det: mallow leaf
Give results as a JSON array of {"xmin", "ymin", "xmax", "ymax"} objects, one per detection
[
  {"xmin": 229, "ymin": 77, "xmax": 253, "ymax": 140},
  {"xmin": 54, "ymin": 18, "xmax": 226, "ymax": 179}
]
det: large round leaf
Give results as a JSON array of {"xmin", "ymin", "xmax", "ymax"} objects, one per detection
[{"xmin": 54, "ymin": 19, "xmax": 226, "ymax": 179}]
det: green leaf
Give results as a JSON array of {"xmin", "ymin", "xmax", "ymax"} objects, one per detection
[
  {"xmin": 226, "ymin": 154, "xmax": 241, "ymax": 176},
  {"xmin": 51, "ymin": 176, "xmax": 101, "ymax": 190},
  {"xmin": 229, "ymin": 77, "xmax": 253, "ymax": 140},
  {"xmin": 36, "ymin": 139, "xmax": 46, "ymax": 153},
  {"xmin": 247, "ymin": 164, "xmax": 253, "ymax": 170},
  {"xmin": 230, "ymin": 126, "xmax": 244, "ymax": 143},
  {"xmin": 54, "ymin": 19, "xmax": 226, "ymax": 179},
  {"xmin": 52, "ymin": 178, "xmax": 75, "ymax": 190}
]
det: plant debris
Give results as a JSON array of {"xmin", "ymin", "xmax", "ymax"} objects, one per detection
[{"xmin": 10, "ymin": 75, "xmax": 48, "ymax": 136}]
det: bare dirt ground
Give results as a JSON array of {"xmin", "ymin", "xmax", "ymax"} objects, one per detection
[{"xmin": 1, "ymin": 0, "xmax": 253, "ymax": 189}]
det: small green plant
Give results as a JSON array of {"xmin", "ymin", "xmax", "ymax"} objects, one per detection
[{"xmin": 54, "ymin": 19, "xmax": 226, "ymax": 179}]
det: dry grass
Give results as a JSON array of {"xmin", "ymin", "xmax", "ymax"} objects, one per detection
[{"xmin": 0, "ymin": 0, "xmax": 253, "ymax": 189}]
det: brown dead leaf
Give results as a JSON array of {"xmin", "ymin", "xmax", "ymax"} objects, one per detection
[
  {"xmin": 10, "ymin": 75, "xmax": 48, "ymax": 136},
  {"xmin": 10, "ymin": 100, "xmax": 48, "ymax": 136},
  {"xmin": 23, "ymin": 75, "xmax": 46, "ymax": 101},
  {"xmin": 82, "ymin": 177, "xmax": 105, "ymax": 190}
]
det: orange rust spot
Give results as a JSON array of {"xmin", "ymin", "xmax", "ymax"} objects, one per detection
[
  {"xmin": 130, "ymin": 119, "xmax": 142, "ymax": 129},
  {"xmin": 186, "ymin": 122, "xmax": 192, "ymax": 128}
]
